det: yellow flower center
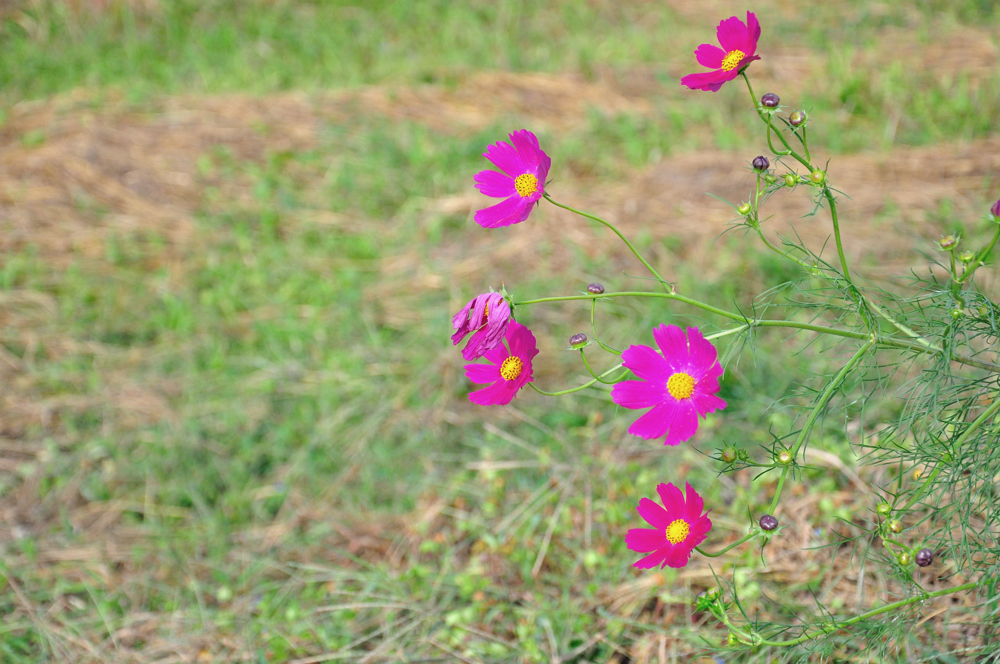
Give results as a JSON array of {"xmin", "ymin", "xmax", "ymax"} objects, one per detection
[
  {"xmin": 666, "ymin": 372, "xmax": 695, "ymax": 400},
  {"xmin": 500, "ymin": 356, "xmax": 523, "ymax": 381},
  {"xmin": 665, "ymin": 519, "xmax": 690, "ymax": 544},
  {"xmin": 721, "ymin": 49, "xmax": 745, "ymax": 72},
  {"xmin": 514, "ymin": 173, "xmax": 539, "ymax": 198}
]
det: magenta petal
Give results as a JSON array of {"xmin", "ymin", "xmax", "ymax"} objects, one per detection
[
  {"xmin": 474, "ymin": 169, "xmax": 515, "ymax": 198},
  {"xmin": 663, "ymin": 543, "xmax": 694, "ymax": 568},
  {"xmin": 694, "ymin": 43, "xmax": 725, "ymax": 69},
  {"xmin": 653, "ymin": 324, "xmax": 689, "ymax": 368},
  {"xmin": 684, "ymin": 483, "xmax": 704, "ymax": 521},
  {"xmin": 483, "ymin": 343, "xmax": 508, "ymax": 365},
  {"xmin": 626, "ymin": 527, "xmax": 667, "ymax": 553},
  {"xmin": 663, "ymin": 400, "xmax": 698, "ymax": 446},
  {"xmin": 633, "ymin": 548, "xmax": 669, "ymax": 569},
  {"xmin": 612, "ymin": 380, "xmax": 665, "ymax": 410},
  {"xmin": 689, "ymin": 515, "xmax": 713, "ymax": 543},
  {"xmin": 628, "ymin": 402, "xmax": 677, "ymax": 441},
  {"xmin": 621, "ymin": 343, "xmax": 671, "ymax": 382},
  {"xmin": 475, "ymin": 195, "xmax": 531, "ymax": 228},
  {"xmin": 716, "ymin": 15, "xmax": 747, "ymax": 53},
  {"xmin": 680, "ymin": 70, "xmax": 732, "ymax": 92},
  {"xmin": 509, "ymin": 129, "xmax": 542, "ymax": 170},
  {"xmin": 465, "ymin": 363, "xmax": 500, "ymax": 384},
  {"xmin": 637, "ymin": 497, "xmax": 670, "ymax": 528},
  {"xmin": 484, "ymin": 139, "xmax": 528, "ymax": 177},
  {"xmin": 692, "ymin": 392, "xmax": 726, "ymax": 416},
  {"xmin": 537, "ymin": 152, "xmax": 552, "ymax": 185},
  {"xmin": 686, "ymin": 327, "xmax": 717, "ymax": 371},
  {"xmin": 657, "ymin": 482, "xmax": 685, "ymax": 516},
  {"xmin": 468, "ymin": 381, "xmax": 508, "ymax": 405},
  {"xmin": 452, "ymin": 298, "xmax": 474, "ymax": 333},
  {"xmin": 745, "ymin": 12, "xmax": 761, "ymax": 55}
]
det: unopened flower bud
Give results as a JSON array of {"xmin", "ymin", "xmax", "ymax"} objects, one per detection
[
  {"xmin": 777, "ymin": 449, "xmax": 792, "ymax": 465},
  {"xmin": 727, "ymin": 633, "xmax": 738, "ymax": 646},
  {"xmin": 959, "ymin": 251, "xmax": 975, "ymax": 264},
  {"xmin": 789, "ymin": 110, "xmax": 807, "ymax": 127},
  {"xmin": 809, "ymin": 170, "xmax": 826, "ymax": 185},
  {"xmin": 991, "ymin": 199, "xmax": 1000, "ymax": 219},
  {"xmin": 737, "ymin": 202, "xmax": 752, "ymax": 216},
  {"xmin": 915, "ymin": 548, "xmax": 934, "ymax": 567},
  {"xmin": 898, "ymin": 552, "xmax": 912, "ymax": 566},
  {"xmin": 784, "ymin": 174, "xmax": 797, "ymax": 187},
  {"xmin": 587, "ymin": 283, "xmax": 605, "ymax": 295},
  {"xmin": 765, "ymin": 174, "xmax": 777, "ymax": 185},
  {"xmin": 888, "ymin": 519, "xmax": 903, "ymax": 533},
  {"xmin": 752, "ymin": 155, "xmax": 770, "ymax": 171},
  {"xmin": 951, "ymin": 308, "xmax": 963, "ymax": 320},
  {"xmin": 759, "ymin": 514, "xmax": 778, "ymax": 531},
  {"xmin": 569, "ymin": 333, "xmax": 588, "ymax": 348},
  {"xmin": 876, "ymin": 502, "xmax": 892, "ymax": 516},
  {"xmin": 938, "ymin": 235, "xmax": 958, "ymax": 251},
  {"xmin": 721, "ymin": 447, "xmax": 737, "ymax": 463},
  {"xmin": 761, "ymin": 93, "xmax": 780, "ymax": 108}
]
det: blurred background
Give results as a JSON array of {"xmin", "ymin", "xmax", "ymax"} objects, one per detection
[{"xmin": 0, "ymin": 0, "xmax": 998, "ymax": 661}]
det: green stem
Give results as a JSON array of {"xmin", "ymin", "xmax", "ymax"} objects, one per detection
[
  {"xmin": 543, "ymin": 194, "xmax": 667, "ymax": 287},
  {"xmin": 742, "ymin": 73, "xmax": 810, "ymax": 169},
  {"xmin": 579, "ymin": 349, "xmax": 620, "ymax": 384},
  {"xmin": 590, "ymin": 299, "xmax": 622, "ymax": 355},
  {"xmin": 958, "ymin": 222, "xmax": 1000, "ymax": 285},
  {"xmin": 695, "ymin": 531, "xmax": 757, "ymax": 558},
  {"xmin": 824, "ymin": 190, "xmax": 853, "ymax": 284}
]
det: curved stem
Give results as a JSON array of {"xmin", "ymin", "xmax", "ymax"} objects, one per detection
[
  {"xmin": 580, "ymin": 349, "xmax": 620, "ymax": 384},
  {"xmin": 590, "ymin": 299, "xmax": 622, "ymax": 355},
  {"xmin": 825, "ymin": 190, "xmax": 853, "ymax": 284},
  {"xmin": 958, "ymin": 222, "xmax": 1000, "ymax": 285},
  {"xmin": 696, "ymin": 531, "xmax": 757, "ymax": 558},
  {"xmin": 543, "ymin": 194, "xmax": 667, "ymax": 287}
]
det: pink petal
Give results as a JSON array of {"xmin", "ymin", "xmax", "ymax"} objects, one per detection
[
  {"xmin": 451, "ymin": 297, "xmax": 475, "ymax": 333},
  {"xmin": 468, "ymin": 381, "xmax": 509, "ymax": 405},
  {"xmin": 628, "ymin": 402, "xmax": 677, "ymax": 440},
  {"xmin": 506, "ymin": 321, "xmax": 539, "ymax": 363},
  {"xmin": 621, "ymin": 343, "xmax": 671, "ymax": 381},
  {"xmin": 509, "ymin": 129, "xmax": 543, "ymax": 170},
  {"xmin": 663, "ymin": 542, "xmax": 694, "ymax": 568},
  {"xmin": 686, "ymin": 327, "xmax": 718, "ymax": 373},
  {"xmin": 611, "ymin": 379, "xmax": 665, "ymax": 409},
  {"xmin": 626, "ymin": 527, "xmax": 667, "ymax": 552},
  {"xmin": 483, "ymin": 343, "xmax": 508, "ymax": 365},
  {"xmin": 683, "ymin": 483, "xmax": 704, "ymax": 521},
  {"xmin": 465, "ymin": 363, "xmax": 500, "ymax": 385},
  {"xmin": 474, "ymin": 170, "xmax": 515, "ymax": 198},
  {"xmin": 663, "ymin": 400, "xmax": 698, "ymax": 446},
  {"xmin": 689, "ymin": 515, "xmax": 713, "ymax": 544},
  {"xmin": 745, "ymin": 12, "xmax": 761, "ymax": 56},
  {"xmin": 633, "ymin": 548, "xmax": 669, "ymax": 569},
  {"xmin": 716, "ymin": 15, "xmax": 747, "ymax": 53},
  {"xmin": 483, "ymin": 139, "xmax": 528, "ymax": 178},
  {"xmin": 680, "ymin": 69, "xmax": 734, "ymax": 92},
  {"xmin": 653, "ymin": 324, "xmax": 689, "ymax": 369},
  {"xmin": 475, "ymin": 195, "xmax": 531, "ymax": 228},
  {"xmin": 636, "ymin": 497, "xmax": 670, "ymax": 528},
  {"xmin": 692, "ymin": 391, "xmax": 726, "ymax": 417},
  {"xmin": 694, "ymin": 43, "xmax": 725, "ymax": 69},
  {"xmin": 656, "ymin": 482, "xmax": 685, "ymax": 516},
  {"xmin": 537, "ymin": 152, "xmax": 552, "ymax": 185}
]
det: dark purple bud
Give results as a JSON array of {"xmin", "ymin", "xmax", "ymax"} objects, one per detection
[
  {"xmin": 752, "ymin": 155, "xmax": 769, "ymax": 171},
  {"xmin": 915, "ymin": 548, "xmax": 934, "ymax": 567},
  {"xmin": 569, "ymin": 333, "xmax": 588, "ymax": 348},
  {"xmin": 789, "ymin": 110, "xmax": 807, "ymax": 127},
  {"xmin": 587, "ymin": 283, "xmax": 605, "ymax": 295},
  {"xmin": 759, "ymin": 515, "xmax": 778, "ymax": 532},
  {"xmin": 761, "ymin": 93, "xmax": 780, "ymax": 108},
  {"xmin": 991, "ymin": 199, "xmax": 1000, "ymax": 218}
]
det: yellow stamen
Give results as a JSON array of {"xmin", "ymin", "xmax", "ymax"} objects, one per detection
[
  {"xmin": 667, "ymin": 372, "xmax": 695, "ymax": 400},
  {"xmin": 514, "ymin": 173, "xmax": 539, "ymax": 198},
  {"xmin": 721, "ymin": 50, "xmax": 745, "ymax": 72},
  {"xmin": 500, "ymin": 356, "xmax": 523, "ymax": 381},
  {"xmin": 665, "ymin": 519, "xmax": 690, "ymax": 544}
]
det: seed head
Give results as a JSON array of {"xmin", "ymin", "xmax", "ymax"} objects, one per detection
[
  {"xmin": 752, "ymin": 155, "xmax": 770, "ymax": 171},
  {"xmin": 569, "ymin": 333, "xmax": 588, "ymax": 349},
  {"xmin": 759, "ymin": 514, "xmax": 778, "ymax": 532},
  {"xmin": 587, "ymin": 283, "xmax": 605, "ymax": 295},
  {"xmin": 915, "ymin": 548, "xmax": 934, "ymax": 567},
  {"xmin": 761, "ymin": 93, "xmax": 780, "ymax": 108},
  {"xmin": 789, "ymin": 110, "xmax": 807, "ymax": 127}
]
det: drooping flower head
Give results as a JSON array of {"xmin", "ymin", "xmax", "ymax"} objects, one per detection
[
  {"xmin": 611, "ymin": 324, "xmax": 726, "ymax": 446},
  {"xmin": 474, "ymin": 129, "xmax": 551, "ymax": 228},
  {"xmin": 464, "ymin": 320, "xmax": 538, "ymax": 405},
  {"xmin": 452, "ymin": 291, "xmax": 512, "ymax": 360},
  {"xmin": 681, "ymin": 12, "xmax": 761, "ymax": 92},
  {"xmin": 991, "ymin": 198, "xmax": 1000, "ymax": 219},
  {"xmin": 626, "ymin": 482, "xmax": 712, "ymax": 569}
]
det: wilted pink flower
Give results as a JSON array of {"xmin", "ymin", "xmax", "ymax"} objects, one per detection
[
  {"xmin": 627, "ymin": 482, "xmax": 712, "ymax": 569},
  {"xmin": 465, "ymin": 321, "xmax": 538, "ymax": 405},
  {"xmin": 681, "ymin": 12, "xmax": 761, "ymax": 92},
  {"xmin": 611, "ymin": 324, "xmax": 726, "ymax": 446},
  {"xmin": 474, "ymin": 129, "xmax": 551, "ymax": 228},
  {"xmin": 452, "ymin": 292, "xmax": 512, "ymax": 360}
]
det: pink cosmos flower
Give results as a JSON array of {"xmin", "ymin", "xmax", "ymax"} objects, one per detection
[
  {"xmin": 464, "ymin": 320, "xmax": 538, "ymax": 405},
  {"xmin": 474, "ymin": 129, "xmax": 551, "ymax": 228},
  {"xmin": 452, "ymin": 291, "xmax": 512, "ymax": 360},
  {"xmin": 627, "ymin": 482, "xmax": 712, "ymax": 569},
  {"xmin": 681, "ymin": 12, "xmax": 761, "ymax": 92},
  {"xmin": 611, "ymin": 324, "xmax": 726, "ymax": 446}
]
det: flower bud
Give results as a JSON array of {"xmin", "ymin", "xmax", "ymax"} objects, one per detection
[
  {"xmin": 752, "ymin": 155, "xmax": 770, "ymax": 171},
  {"xmin": 737, "ymin": 202, "xmax": 752, "ymax": 216},
  {"xmin": 569, "ymin": 333, "xmax": 588, "ymax": 349},
  {"xmin": 809, "ymin": 170, "xmax": 826, "ymax": 185},
  {"xmin": 764, "ymin": 174, "xmax": 777, "ymax": 185},
  {"xmin": 951, "ymin": 308, "xmax": 963, "ymax": 320},
  {"xmin": 915, "ymin": 548, "xmax": 934, "ymax": 567},
  {"xmin": 776, "ymin": 449, "xmax": 793, "ymax": 465},
  {"xmin": 759, "ymin": 514, "xmax": 778, "ymax": 532},
  {"xmin": 784, "ymin": 174, "xmax": 797, "ymax": 187},
  {"xmin": 991, "ymin": 199, "xmax": 1000, "ymax": 219},
  {"xmin": 789, "ymin": 110, "xmax": 807, "ymax": 127},
  {"xmin": 761, "ymin": 93, "xmax": 780, "ymax": 108},
  {"xmin": 898, "ymin": 552, "xmax": 912, "ymax": 566},
  {"xmin": 721, "ymin": 447, "xmax": 737, "ymax": 463},
  {"xmin": 727, "ymin": 633, "xmax": 738, "ymax": 647},
  {"xmin": 587, "ymin": 283, "xmax": 605, "ymax": 295},
  {"xmin": 876, "ymin": 502, "xmax": 892, "ymax": 516},
  {"xmin": 938, "ymin": 235, "xmax": 958, "ymax": 251},
  {"xmin": 959, "ymin": 251, "xmax": 975, "ymax": 264},
  {"xmin": 888, "ymin": 519, "xmax": 903, "ymax": 534}
]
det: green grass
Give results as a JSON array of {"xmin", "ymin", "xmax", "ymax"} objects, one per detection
[{"xmin": 1, "ymin": 1, "xmax": 998, "ymax": 661}]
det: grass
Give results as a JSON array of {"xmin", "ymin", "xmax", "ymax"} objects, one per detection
[{"xmin": 0, "ymin": 0, "xmax": 999, "ymax": 661}]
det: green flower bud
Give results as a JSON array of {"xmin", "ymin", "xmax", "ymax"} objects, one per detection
[
  {"xmin": 939, "ymin": 235, "xmax": 958, "ymax": 251},
  {"xmin": 959, "ymin": 251, "xmax": 975, "ymax": 264},
  {"xmin": 809, "ymin": 170, "xmax": 826, "ymax": 185},
  {"xmin": 727, "ymin": 633, "xmax": 738, "ymax": 647},
  {"xmin": 737, "ymin": 202, "xmax": 752, "ymax": 216},
  {"xmin": 888, "ymin": 519, "xmax": 903, "ymax": 534},
  {"xmin": 876, "ymin": 502, "xmax": 892, "ymax": 516},
  {"xmin": 784, "ymin": 173, "xmax": 797, "ymax": 187},
  {"xmin": 789, "ymin": 110, "xmax": 807, "ymax": 127},
  {"xmin": 764, "ymin": 174, "xmax": 777, "ymax": 186},
  {"xmin": 777, "ymin": 449, "xmax": 793, "ymax": 465},
  {"xmin": 898, "ymin": 552, "xmax": 912, "ymax": 566},
  {"xmin": 721, "ymin": 447, "xmax": 737, "ymax": 463},
  {"xmin": 951, "ymin": 308, "xmax": 963, "ymax": 320}
]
